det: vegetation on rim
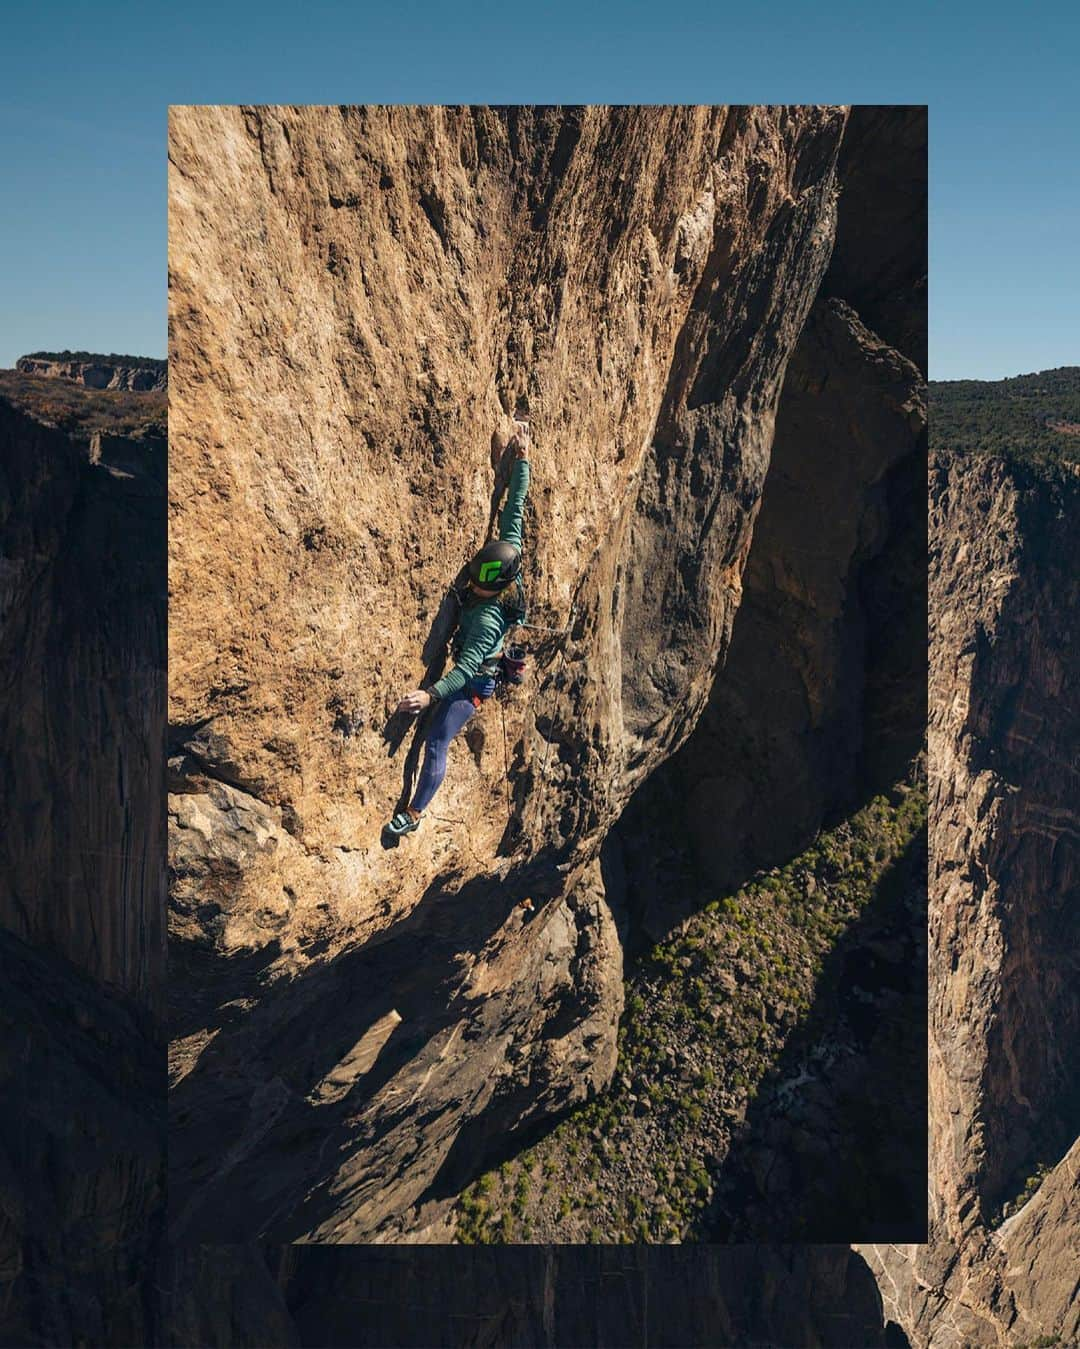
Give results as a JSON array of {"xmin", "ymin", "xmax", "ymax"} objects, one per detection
[
  {"xmin": 930, "ymin": 366, "xmax": 1080, "ymax": 469},
  {"xmin": 22, "ymin": 350, "xmax": 166, "ymax": 371}
]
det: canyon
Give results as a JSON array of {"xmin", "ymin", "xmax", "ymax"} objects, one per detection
[
  {"xmin": 857, "ymin": 445, "xmax": 1080, "ymax": 1347},
  {"xmin": 167, "ymin": 102, "xmax": 932, "ymax": 1255}
]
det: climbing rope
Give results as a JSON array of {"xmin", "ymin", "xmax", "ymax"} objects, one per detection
[
  {"xmin": 515, "ymin": 619, "xmax": 574, "ymax": 635},
  {"xmin": 499, "ymin": 688, "xmax": 512, "ymax": 829}
]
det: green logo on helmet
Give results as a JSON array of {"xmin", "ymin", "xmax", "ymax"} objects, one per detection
[{"xmin": 478, "ymin": 560, "xmax": 503, "ymax": 583}]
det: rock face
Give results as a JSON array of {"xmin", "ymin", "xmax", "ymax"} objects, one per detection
[
  {"xmin": 857, "ymin": 450, "xmax": 1080, "ymax": 1347},
  {"xmin": 616, "ymin": 297, "xmax": 925, "ymax": 924},
  {"xmin": 15, "ymin": 354, "xmax": 167, "ymax": 391},
  {"xmin": 0, "ymin": 389, "xmax": 166, "ymax": 1014},
  {"xmin": 168, "ymin": 104, "xmax": 849, "ymax": 1241},
  {"xmin": 5, "ymin": 105, "xmax": 1072, "ymax": 1349}
]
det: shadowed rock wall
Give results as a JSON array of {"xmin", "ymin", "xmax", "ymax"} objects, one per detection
[
  {"xmin": 164, "ymin": 1243, "xmax": 887, "ymax": 1349},
  {"xmin": 0, "ymin": 394, "xmax": 165, "ymax": 1014}
]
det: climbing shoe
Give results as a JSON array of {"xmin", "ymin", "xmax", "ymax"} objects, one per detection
[{"xmin": 385, "ymin": 810, "xmax": 422, "ymax": 837}]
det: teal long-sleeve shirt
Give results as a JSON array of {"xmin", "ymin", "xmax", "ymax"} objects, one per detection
[{"xmin": 427, "ymin": 458, "xmax": 530, "ymax": 701}]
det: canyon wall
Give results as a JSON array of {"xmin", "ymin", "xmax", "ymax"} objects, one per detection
[
  {"xmin": 165, "ymin": 1244, "xmax": 887, "ymax": 1348},
  {"xmin": 0, "ymin": 928, "xmax": 164, "ymax": 1349},
  {"xmin": 0, "ymin": 385, "xmax": 166, "ymax": 1344},
  {"xmin": 0, "ymin": 390, "xmax": 166, "ymax": 1014},
  {"xmin": 857, "ymin": 449, "xmax": 1080, "ymax": 1347},
  {"xmin": 604, "ymin": 105, "xmax": 928, "ymax": 1244},
  {"xmin": 4, "ymin": 102, "xmax": 1074, "ymax": 1349},
  {"xmin": 168, "ymin": 103, "xmax": 848, "ymax": 1242}
]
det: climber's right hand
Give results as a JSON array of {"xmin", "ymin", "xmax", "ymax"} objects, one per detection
[{"xmin": 397, "ymin": 689, "xmax": 432, "ymax": 715}]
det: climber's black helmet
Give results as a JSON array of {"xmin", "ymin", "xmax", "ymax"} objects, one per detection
[{"xmin": 467, "ymin": 539, "xmax": 521, "ymax": 592}]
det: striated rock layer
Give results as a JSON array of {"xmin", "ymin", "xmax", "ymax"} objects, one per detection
[
  {"xmin": 168, "ymin": 103, "xmax": 848, "ymax": 1241},
  {"xmin": 857, "ymin": 450, "xmax": 1080, "ymax": 1347}
]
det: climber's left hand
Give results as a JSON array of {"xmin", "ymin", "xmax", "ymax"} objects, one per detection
[
  {"xmin": 510, "ymin": 417, "xmax": 530, "ymax": 459},
  {"xmin": 397, "ymin": 689, "xmax": 432, "ymax": 715}
]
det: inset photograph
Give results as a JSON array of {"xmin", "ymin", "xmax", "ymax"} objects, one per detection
[{"xmin": 167, "ymin": 104, "xmax": 927, "ymax": 1244}]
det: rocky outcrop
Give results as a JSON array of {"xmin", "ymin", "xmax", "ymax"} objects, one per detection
[
  {"xmin": 168, "ymin": 103, "xmax": 848, "ymax": 1241},
  {"xmin": 857, "ymin": 449, "xmax": 1080, "ymax": 1347},
  {"xmin": 0, "ymin": 390, "xmax": 166, "ymax": 1015},
  {"xmin": 15, "ymin": 354, "xmax": 167, "ymax": 391}
]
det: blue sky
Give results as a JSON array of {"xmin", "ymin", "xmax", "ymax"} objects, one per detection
[{"xmin": 1, "ymin": 0, "xmax": 1077, "ymax": 379}]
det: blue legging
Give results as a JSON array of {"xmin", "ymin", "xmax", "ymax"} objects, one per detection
[{"xmin": 410, "ymin": 687, "xmax": 478, "ymax": 811}]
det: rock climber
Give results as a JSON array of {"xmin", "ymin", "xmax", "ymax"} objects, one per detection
[{"xmin": 385, "ymin": 420, "xmax": 531, "ymax": 837}]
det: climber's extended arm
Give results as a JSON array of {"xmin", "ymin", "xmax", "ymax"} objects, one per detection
[
  {"xmin": 399, "ymin": 426, "xmax": 529, "ymax": 715},
  {"xmin": 498, "ymin": 458, "xmax": 530, "ymax": 550}
]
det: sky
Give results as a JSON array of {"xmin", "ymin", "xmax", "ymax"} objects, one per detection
[{"xmin": 1, "ymin": 0, "xmax": 1077, "ymax": 380}]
